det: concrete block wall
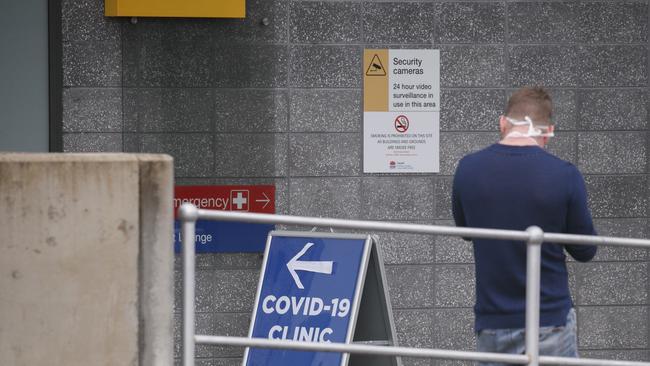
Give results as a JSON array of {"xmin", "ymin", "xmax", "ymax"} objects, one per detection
[{"xmin": 61, "ymin": 0, "xmax": 649, "ymax": 365}]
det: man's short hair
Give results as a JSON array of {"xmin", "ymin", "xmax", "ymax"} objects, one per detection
[{"xmin": 505, "ymin": 87, "xmax": 553, "ymax": 125}]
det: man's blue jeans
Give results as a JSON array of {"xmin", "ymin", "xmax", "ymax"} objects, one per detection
[{"xmin": 477, "ymin": 308, "xmax": 578, "ymax": 366}]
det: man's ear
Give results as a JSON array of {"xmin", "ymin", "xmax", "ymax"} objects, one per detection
[
  {"xmin": 540, "ymin": 125, "xmax": 555, "ymax": 147},
  {"xmin": 499, "ymin": 116, "xmax": 508, "ymax": 135}
]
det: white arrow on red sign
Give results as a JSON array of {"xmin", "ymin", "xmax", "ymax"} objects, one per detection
[{"xmin": 255, "ymin": 192, "xmax": 271, "ymax": 209}]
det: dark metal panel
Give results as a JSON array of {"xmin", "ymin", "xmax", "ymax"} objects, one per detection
[{"xmin": 48, "ymin": 0, "xmax": 62, "ymax": 152}]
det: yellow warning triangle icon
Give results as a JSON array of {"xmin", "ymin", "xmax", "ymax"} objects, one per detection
[{"xmin": 366, "ymin": 54, "xmax": 386, "ymax": 76}]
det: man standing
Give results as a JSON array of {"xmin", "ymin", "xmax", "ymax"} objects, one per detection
[{"xmin": 451, "ymin": 87, "xmax": 597, "ymax": 363}]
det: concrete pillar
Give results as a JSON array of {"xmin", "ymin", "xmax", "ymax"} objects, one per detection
[{"xmin": 0, "ymin": 153, "xmax": 173, "ymax": 366}]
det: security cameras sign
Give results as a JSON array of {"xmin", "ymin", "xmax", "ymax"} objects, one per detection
[
  {"xmin": 243, "ymin": 232, "xmax": 371, "ymax": 366},
  {"xmin": 173, "ymin": 185, "xmax": 275, "ymax": 253},
  {"xmin": 364, "ymin": 49, "xmax": 440, "ymax": 173}
]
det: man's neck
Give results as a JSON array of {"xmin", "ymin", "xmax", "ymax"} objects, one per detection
[{"xmin": 499, "ymin": 136, "xmax": 540, "ymax": 146}]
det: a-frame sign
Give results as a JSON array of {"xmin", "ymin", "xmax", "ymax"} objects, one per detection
[{"xmin": 243, "ymin": 231, "xmax": 401, "ymax": 366}]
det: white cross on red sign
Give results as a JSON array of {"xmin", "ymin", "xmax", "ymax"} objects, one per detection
[{"xmin": 231, "ymin": 190, "xmax": 249, "ymax": 211}]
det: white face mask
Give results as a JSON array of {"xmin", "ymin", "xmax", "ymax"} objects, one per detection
[{"xmin": 504, "ymin": 116, "xmax": 554, "ymax": 138}]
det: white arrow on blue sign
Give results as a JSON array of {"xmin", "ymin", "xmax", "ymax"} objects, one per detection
[
  {"xmin": 243, "ymin": 231, "xmax": 372, "ymax": 366},
  {"xmin": 287, "ymin": 242, "xmax": 334, "ymax": 289}
]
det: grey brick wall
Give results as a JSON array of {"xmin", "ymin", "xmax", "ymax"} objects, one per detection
[{"xmin": 62, "ymin": 0, "xmax": 649, "ymax": 364}]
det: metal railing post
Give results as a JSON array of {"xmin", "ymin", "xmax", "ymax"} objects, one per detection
[
  {"xmin": 180, "ymin": 203, "xmax": 199, "ymax": 366},
  {"xmin": 525, "ymin": 226, "xmax": 544, "ymax": 366}
]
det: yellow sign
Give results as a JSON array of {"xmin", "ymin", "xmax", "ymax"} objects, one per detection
[
  {"xmin": 105, "ymin": 0, "xmax": 245, "ymax": 18},
  {"xmin": 363, "ymin": 50, "xmax": 388, "ymax": 112}
]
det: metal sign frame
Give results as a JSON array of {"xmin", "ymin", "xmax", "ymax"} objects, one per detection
[{"xmin": 348, "ymin": 235, "xmax": 401, "ymax": 366}]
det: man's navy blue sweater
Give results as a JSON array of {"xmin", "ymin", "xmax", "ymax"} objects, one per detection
[{"xmin": 452, "ymin": 143, "xmax": 597, "ymax": 332}]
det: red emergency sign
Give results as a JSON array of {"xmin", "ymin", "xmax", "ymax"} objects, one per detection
[{"xmin": 174, "ymin": 185, "xmax": 275, "ymax": 217}]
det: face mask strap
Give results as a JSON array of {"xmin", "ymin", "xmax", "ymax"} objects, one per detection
[{"xmin": 505, "ymin": 116, "xmax": 554, "ymax": 138}]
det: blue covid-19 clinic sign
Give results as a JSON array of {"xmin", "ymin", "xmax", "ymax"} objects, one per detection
[{"xmin": 243, "ymin": 232, "xmax": 371, "ymax": 366}]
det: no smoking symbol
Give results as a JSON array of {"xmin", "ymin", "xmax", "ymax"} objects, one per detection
[{"xmin": 394, "ymin": 115, "xmax": 409, "ymax": 133}]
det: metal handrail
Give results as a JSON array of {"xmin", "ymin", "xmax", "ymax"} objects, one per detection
[
  {"xmin": 195, "ymin": 335, "xmax": 646, "ymax": 366},
  {"xmin": 179, "ymin": 204, "xmax": 650, "ymax": 366}
]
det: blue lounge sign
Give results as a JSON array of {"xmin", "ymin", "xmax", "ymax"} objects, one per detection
[{"xmin": 243, "ymin": 232, "xmax": 372, "ymax": 366}]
